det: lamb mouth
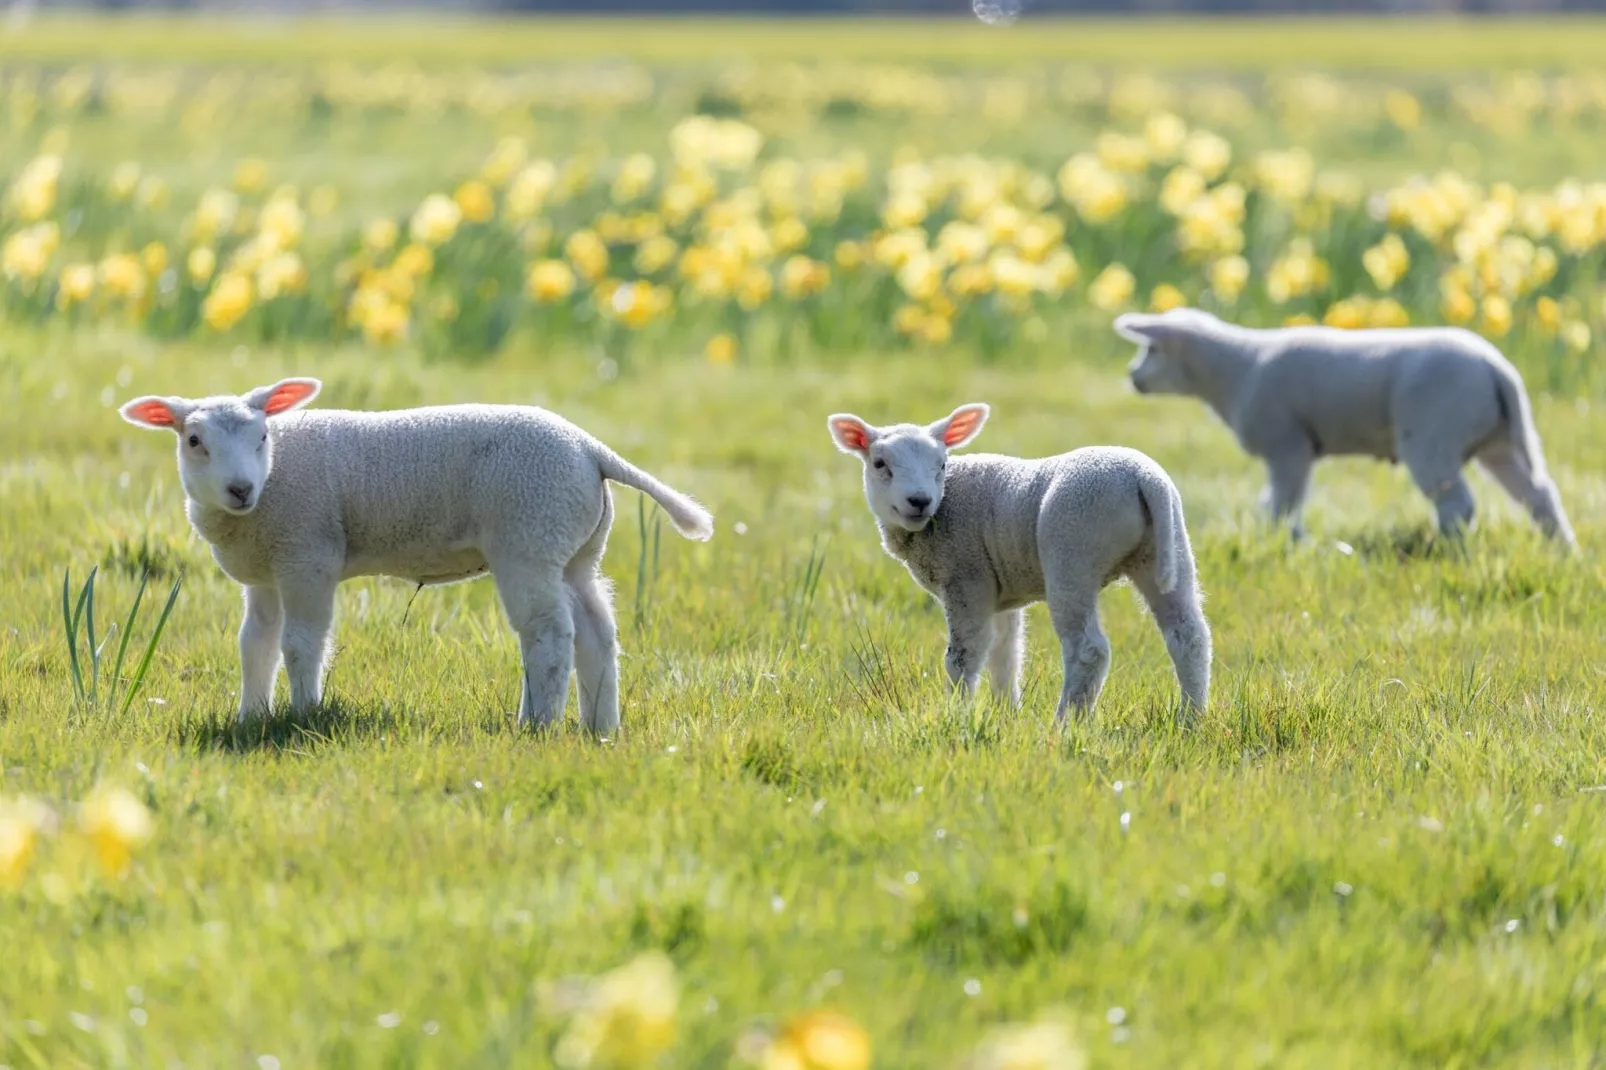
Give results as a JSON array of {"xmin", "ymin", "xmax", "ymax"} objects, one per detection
[{"xmin": 896, "ymin": 509, "xmax": 933, "ymax": 530}]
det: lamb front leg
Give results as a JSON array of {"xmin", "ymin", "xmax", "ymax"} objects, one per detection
[
  {"xmin": 1262, "ymin": 441, "xmax": 1314, "ymax": 539},
  {"xmin": 237, "ymin": 584, "xmax": 283, "ymax": 721},
  {"xmin": 277, "ymin": 570, "xmax": 339, "ymax": 713},
  {"xmin": 941, "ymin": 586, "xmax": 996, "ymax": 699}
]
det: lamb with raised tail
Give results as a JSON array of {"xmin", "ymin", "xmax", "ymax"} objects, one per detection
[
  {"xmin": 1116, "ymin": 307, "xmax": 1576, "ymax": 546},
  {"xmin": 120, "ymin": 378, "xmax": 713, "ymax": 732},
  {"xmin": 829, "ymin": 403, "xmax": 1210, "ymax": 720}
]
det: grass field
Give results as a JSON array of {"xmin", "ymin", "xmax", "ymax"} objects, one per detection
[{"xmin": 4, "ymin": 16, "xmax": 1606, "ymax": 1069}]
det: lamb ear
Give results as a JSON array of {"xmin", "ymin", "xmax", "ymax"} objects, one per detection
[
  {"xmin": 1114, "ymin": 313, "xmax": 1163, "ymax": 344},
  {"xmin": 119, "ymin": 395, "xmax": 192, "ymax": 432},
  {"xmin": 828, "ymin": 414, "xmax": 879, "ymax": 455},
  {"xmin": 931, "ymin": 403, "xmax": 988, "ymax": 449},
  {"xmin": 246, "ymin": 378, "xmax": 321, "ymax": 416}
]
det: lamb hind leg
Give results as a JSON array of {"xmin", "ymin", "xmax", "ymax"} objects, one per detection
[
  {"xmin": 1262, "ymin": 444, "xmax": 1314, "ymax": 540},
  {"xmin": 1401, "ymin": 447, "xmax": 1476, "ymax": 538},
  {"xmin": 1130, "ymin": 570, "xmax": 1211, "ymax": 716},
  {"xmin": 1049, "ymin": 594, "xmax": 1111, "ymax": 725},
  {"xmin": 492, "ymin": 559, "xmax": 576, "ymax": 730},
  {"xmin": 568, "ymin": 573, "xmax": 619, "ymax": 736}
]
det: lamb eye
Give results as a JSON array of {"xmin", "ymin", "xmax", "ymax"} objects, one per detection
[
  {"xmin": 187, "ymin": 434, "xmax": 200, "ymax": 448},
  {"xmin": 872, "ymin": 458, "xmax": 886, "ymax": 470}
]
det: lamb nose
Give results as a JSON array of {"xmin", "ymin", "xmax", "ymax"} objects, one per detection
[
  {"xmin": 227, "ymin": 482, "xmax": 254, "ymax": 504},
  {"xmin": 907, "ymin": 494, "xmax": 932, "ymax": 511}
]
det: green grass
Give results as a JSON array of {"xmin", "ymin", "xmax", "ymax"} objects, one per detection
[
  {"xmin": 2, "ymin": 323, "xmax": 1604, "ymax": 1067},
  {"xmin": 5, "ymin": 15, "xmax": 1606, "ymax": 1068}
]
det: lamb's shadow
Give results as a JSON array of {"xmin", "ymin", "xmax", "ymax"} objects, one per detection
[
  {"xmin": 1327, "ymin": 524, "xmax": 1460, "ymax": 563},
  {"xmin": 173, "ymin": 699, "xmax": 402, "ymax": 754}
]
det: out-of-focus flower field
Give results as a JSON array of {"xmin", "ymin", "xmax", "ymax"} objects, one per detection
[{"xmin": 3, "ymin": 54, "xmax": 1605, "ymax": 384}]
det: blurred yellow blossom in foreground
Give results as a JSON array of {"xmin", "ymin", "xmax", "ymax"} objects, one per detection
[
  {"xmin": 758, "ymin": 1011, "xmax": 872, "ymax": 1070},
  {"xmin": 77, "ymin": 786, "xmax": 153, "ymax": 877},
  {"xmin": 553, "ymin": 951, "xmax": 679, "ymax": 1068}
]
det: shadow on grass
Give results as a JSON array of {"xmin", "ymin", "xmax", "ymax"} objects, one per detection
[
  {"xmin": 172, "ymin": 698, "xmax": 409, "ymax": 754},
  {"xmin": 1330, "ymin": 524, "xmax": 1456, "ymax": 563}
]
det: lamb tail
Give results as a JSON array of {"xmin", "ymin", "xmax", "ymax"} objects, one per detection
[
  {"xmin": 1490, "ymin": 361, "xmax": 1546, "ymax": 481},
  {"xmin": 596, "ymin": 450, "xmax": 715, "ymax": 541},
  {"xmin": 1137, "ymin": 469, "xmax": 1181, "ymax": 595}
]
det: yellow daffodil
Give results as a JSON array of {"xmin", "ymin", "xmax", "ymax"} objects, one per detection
[
  {"xmin": 202, "ymin": 272, "xmax": 254, "ymax": 331},
  {"xmin": 554, "ymin": 951, "xmax": 679, "ymax": 1069},
  {"xmin": 759, "ymin": 1011, "xmax": 872, "ymax": 1070},
  {"xmin": 78, "ymin": 785, "xmax": 153, "ymax": 877},
  {"xmin": 1089, "ymin": 263, "xmax": 1136, "ymax": 311}
]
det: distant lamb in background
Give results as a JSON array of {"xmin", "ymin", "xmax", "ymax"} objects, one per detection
[
  {"xmin": 1116, "ymin": 307, "xmax": 1576, "ymax": 547},
  {"xmin": 120, "ymin": 379, "xmax": 713, "ymax": 733},
  {"xmin": 829, "ymin": 403, "xmax": 1210, "ymax": 721}
]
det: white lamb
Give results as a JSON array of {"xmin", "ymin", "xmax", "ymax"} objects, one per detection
[
  {"xmin": 119, "ymin": 378, "xmax": 713, "ymax": 732},
  {"xmin": 1116, "ymin": 307, "xmax": 1575, "ymax": 546},
  {"xmin": 828, "ymin": 403, "xmax": 1210, "ymax": 720}
]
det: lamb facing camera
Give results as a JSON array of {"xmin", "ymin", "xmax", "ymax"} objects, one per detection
[
  {"xmin": 1116, "ymin": 307, "xmax": 1575, "ymax": 547},
  {"xmin": 120, "ymin": 378, "xmax": 714, "ymax": 733},
  {"xmin": 829, "ymin": 403, "xmax": 1210, "ymax": 721}
]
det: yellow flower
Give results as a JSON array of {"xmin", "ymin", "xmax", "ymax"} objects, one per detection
[
  {"xmin": 2, "ymin": 221, "xmax": 60, "ymax": 281},
  {"xmin": 137, "ymin": 242, "xmax": 168, "ymax": 279},
  {"xmin": 1159, "ymin": 167, "xmax": 1207, "ymax": 216},
  {"xmin": 771, "ymin": 216, "xmax": 809, "ymax": 254},
  {"xmin": 633, "ymin": 235, "xmax": 679, "ymax": 276},
  {"xmin": 565, "ymin": 230, "xmax": 610, "ymax": 283},
  {"xmin": 506, "ymin": 160, "xmax": 558, "ymax": 220},
  {"xmin": 1441, "ymin": 285, "xmax": 1476, "ymax": 325},
  {"xmin": 1561, "ymin": 320, "xmax": 1592, "ymax": 353},
  {"xmin": 202, "ymin": 272, "xmax": 254, "ymax": 331},
  {"xmin": 137, "ymin": 175, "xmax": 169, "ymax": 211},
  {"xmin": 185, "ymin": 246, "xmax": 218, "ymax": 285},
  {"xmin": 893, "ymin": 303, "xmax": 928, "ymax": 336},
  {"xmin": 481, "ymin": 136, "xmax": 528, "ymax": 187},
  {"xmin": 780, "ymin": 255, "xmax": 830, "ymax": 300},
  {"xmin": 259, "ymin": 194, "xmax": 305, "ymax": 251},
  {"xmin": 1182, "ymin": 130, "xmax": 1232, "ymax": 181},
  {"xmin": 1095, "ymin": 132, "xmax": 1150, "ymax": 174},
  {"xmin": 359, "ymin": 299, "xmax": 410, "ymax": 346},
  {"xmin": 706, "ymin": 333, "xmax": 738, "ymax": 365},
  {"xmin": 1323, "ymin": 295, "xmax": 1371, "ymax": 330},
  {"xmin": 99, "ymin": 254, "xmax": 146, "ymax": 301},
  {"xmin": 258, "ymin": 252, "xmax": 307, "ymax": 301},
  {"xmin": 1384, "ymin": 89, "xmax": 1422, "ymax": 132},
  {"xmin": 1266, "ymin": 238, "xmax": 1330, "ymax": 304},
  {"xmin": 737, "ymin": 266, "xmax": 774, "ymax": 310},
  {"xmin": 1369, "ymin": 297, "xmax": 1410, "ymax": 328},
  {"xmin": 57, "ymin": 262, "xmax": 95, "ymax": 308},
  {"xmin": 364, "ymin": 217, "xmax": 399, "ymax": 255},
  {"xmin": 233, "ymin": 156, "xmax": 268, "ymax": 193},
  {"xmin": 193, "ymin": 188, "xmax": 239, "ymax": 244},
  {"xmin": 896, "ymin": 253, "xmax": 942, "ymax": 303},
  {"xmin": 607, "ymin": 281, "xmax": 671, "ymax": 329},
  {"xmin": 1481, "ymin": 295, "xmax": 1513, "ymax": 337},
  {"xmin": 1150, "ymin": 283, "xmax": 1187, "ymax": 312},
  {"xmin": 834, "ymin": 241, "xmax": 865, "ymax": 271},
  {"xmin": 393, "ymin": 243, "xmax": 434, "ymax": 279},
  {"xmin": 410, "ymin": 193, "xmax": 463, "ymax": 247},
  {"xmin": 1534, "ymin": 296, "xmax": 1562, "ymax": 334},
  {"xmin": 78, "ymin": 786, "xmax": 153, "ymax": 877},
  {"xmin": 963, "ymin": 1019, "xmax": 1086, "ymax": 1070},
  {"xmin": 454, "ymin": 179, "xmax": 496, "ymax": 224},
  {"xmin": 1144, "ymin": 112, "xmax": 1188, "ymax": 161},
  {"xmin": 1254, "ymin": 148, "xmax": 1315, "ymax": 205},
  {"xmin": 1362, "ymin": 233, "xmax": 1410, "ymax": 291},
  {"xmin": 920, "ymin": 313, "xmax": 953, "ymax": 346},
  {"xmin": 1283, "ymin": 313, "xmax": 1318, "ymax": 327},
  {"xmin": 1210, "ymin": 255, "xmax": 1250, "ymax": 302},
  {"xmin": 1, "ymin": 796, "xmax": 56, "ymax": 888},
  {"xmin": 528, "ymin": 259, "xmax": 577, "ymax": 302},
  {"xmin": 612, "ymin": 153, "xmax": 657, "ymax": 204},
  {"xmin": 1089, "ymin": 263, "xmax": 1136, "ymax": 311},
  {"xmin": 554, "ymin": 951, "xmax": 679, "ymax": 1069},
  {"xmin": 759, "ymin": 1011, "xmax": 872, "ymax": 1070},
  {"xmin": 9, "ymin": 154, "xmax": 62, "ymax": 221}
]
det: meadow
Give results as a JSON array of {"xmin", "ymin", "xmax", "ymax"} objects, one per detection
[{"xmin": 3, "ymin": 15, "xmax": 1606, "ymax": 1069}]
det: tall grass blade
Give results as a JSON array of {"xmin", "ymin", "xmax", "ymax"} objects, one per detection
[
  {"xmin": 110, "ymin": 569, "xmax": 152, "ymax": 709},
  {"xmin": 85, "ymin": 565, "xmax": 100, "ymax": 707},
  {"xmin": 62, "ymin": 569, "xmax": 86, "ymax": 704},
  {"xmin": 119, "ymin": 572, "xmax": 184, "ymax": 718}
]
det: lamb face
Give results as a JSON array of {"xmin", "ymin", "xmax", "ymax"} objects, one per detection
[
  {"xmin": 120, "ymin": 379, "xmax": 320, "ymax": 515},
  {"xmin": 1116, "ymin": 311, "xmax": 1202, "ymax": 397},
  {"xmin": 828, "ymin": 404, "xmax": 989, "ymax": 533}
]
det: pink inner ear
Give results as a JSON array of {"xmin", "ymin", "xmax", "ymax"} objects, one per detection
[
  {"xmin": 263, "ymin": 381, "xmax": 317, "ymax": 416},
  {"xmin": 127, "ymin": 400, "xmax": 177, "ymax": 427},
  {"xmin": 835, "ymin": 420, "xmax": 871, "ymax": 452},
  {"xmin": 943, "ymin": 411, "xmax": 982, "ymax": 446}
]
